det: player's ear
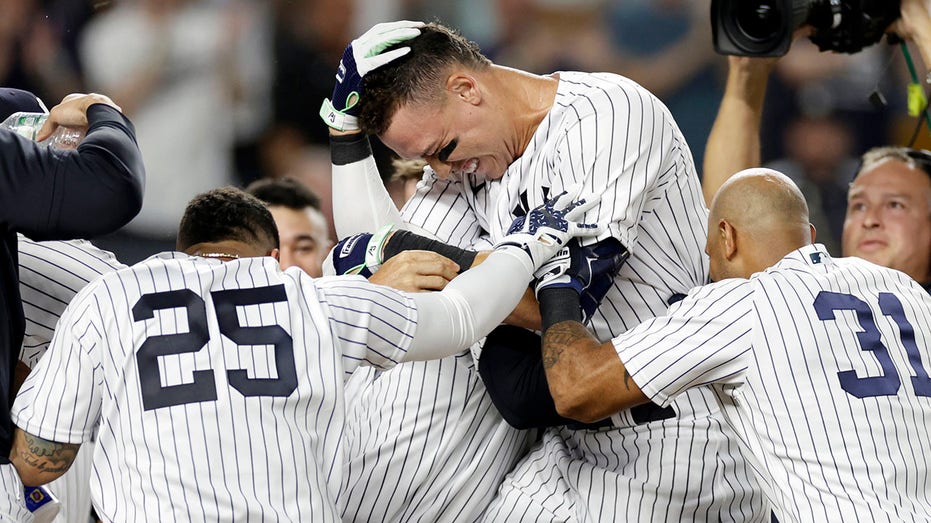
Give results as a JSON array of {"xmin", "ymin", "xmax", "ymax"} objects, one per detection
[
  {"xmin": 268, "ymin": 248, "xmax": 280, "ymax": 262},
  {"xmin": 447, "ymin": 74, "xmax": 480, "ymax": 105},
  {"xmin": 720, "ymin": 220, "xmax": 738, "ymax": 261},
  {"xmin": 809, "ymin": 223, "xmax": 817, "ymax": 243}
]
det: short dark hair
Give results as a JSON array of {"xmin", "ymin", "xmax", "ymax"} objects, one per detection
[
  {"xmin": 245, "ymin": 177, "xmax": 322, "ymax": 211},
  {"xmin": 176, "ymin": 187, "xmax": 279, "ymax": 251},
  {"xmin": 358, "ymin": 23, "xmax": 491, "ymax": 136}
]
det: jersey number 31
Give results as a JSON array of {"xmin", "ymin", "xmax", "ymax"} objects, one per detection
[
  {"xmin": 815, "ymin": 291, "xmax": 931, "ymax": 399},
  {"xmin": 133, "ymin": 286, "xmax": 297, "ymax": 411}
]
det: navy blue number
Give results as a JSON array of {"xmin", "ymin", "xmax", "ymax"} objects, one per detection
[
  {"xmin": 133, "ymin": 285, "xmax": 296, "ymax": 410},
  {"xmin": 212, "ymin": 286, "xmax": 297, "ymax": 397},
  {"xmin": 814, "ymin": 291, "xmax": 931, "ymax": 398},
  {"xmin": 879, "ymin": 293, "xmax": 931, "ymax": 397},
  {"xmin": 134, "ymin": 289, "xmax": 217, "ymax": 411}
]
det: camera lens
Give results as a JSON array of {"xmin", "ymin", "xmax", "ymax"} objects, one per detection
[
  {"xmin": 734, "ymin": 1, "xmax": 784, "ymax": 42},
  {"xmin": 712, "ymin": 0, "xmax": 799, "ymax": 56}
]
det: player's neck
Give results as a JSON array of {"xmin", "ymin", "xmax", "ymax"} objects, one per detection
[
  {"xmin": 490, "ymin": 66, "xmax": 558, "ymax": 157},
  {"xmin": 184, "ymin": 240, "xmax": 273, "ymax": 261},
  {"xmin": 489, "ymin": 66, "xmax": 556, "ymax": 112}
]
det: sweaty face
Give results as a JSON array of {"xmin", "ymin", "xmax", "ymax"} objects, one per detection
[
  {"xmin": 268, "ymin": 205, "xmax": 332, "ymax": 277},
  {"xmin": 842, "ymin": 159, "xmax": 931, "ymax": 283},
  {"xmin": 379, "ymin": 97, "xmax": 513, "ymax": 182}
]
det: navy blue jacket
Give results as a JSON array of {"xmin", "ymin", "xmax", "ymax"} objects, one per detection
[{"xmin": 0, "ymin": 104, "xmax": 144, "ymax": 459}]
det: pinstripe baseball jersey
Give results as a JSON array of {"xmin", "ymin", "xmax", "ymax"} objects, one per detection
[
  {"xmin": 403, "ymin": 72, "xmax": 767, "ymax": 521},
  {"xmin": 0, "ymin": 463, "xmax": 31, "ymax": 522},
  {"xmin": 11, "ymin": 253, "xmax": 421, "ymax": 522},
  {"xmin": 615, "ymin": 244, "xmax": 931, "ymax": 523},
  {"xmin": 18, "ymin": 235, "xmax": 126, "ymax": 523},
  {"xmin": 337, "ymin": 222, "xmax": 536, "ymax": 522},
  {"xmin": 19, "ymin": 236, "xmax": 126, "ymax": 368}
]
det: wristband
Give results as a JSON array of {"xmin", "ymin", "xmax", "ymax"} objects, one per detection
[
  {"xmin": 329, "ymin": 132, "xmax": 373, "ymax": 166},
  {"xmin": 383, "ymin": 230, "xmax": 478, "ymax": 273},
  {"xmin": 538, "ymin": 286, "xmax": 582, "ymax": 333}
]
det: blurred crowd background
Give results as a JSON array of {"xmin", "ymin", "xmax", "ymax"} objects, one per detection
[{"xmin": 4, "ymin": 0, "xmax": 925, "ymax": 262}]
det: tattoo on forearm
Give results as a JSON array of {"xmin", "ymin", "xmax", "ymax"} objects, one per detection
[
  {"xmin": 17, "ymin": 433, "xmax": 78, "ymax": 476},
  {"xmin": 542, "ymin": 321, "xmax": 591, "ymax": 369}
]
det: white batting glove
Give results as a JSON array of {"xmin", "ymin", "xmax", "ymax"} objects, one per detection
[
  {"xmin": 320, "ymin": 20, "xmax": 424, "ymax": 132},
  {"xmin": 494, "ymin": 185, "xmax": 604, "ymax": 274}
]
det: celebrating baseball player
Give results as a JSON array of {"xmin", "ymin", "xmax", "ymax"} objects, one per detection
[
  {"xmin": 17, "ymin": 236, "xmax": 127, "ymax": 523},
  {"xmin": 6, "ymin": 185, "xmax": 600, "ymax": 521},
  {"xmin": 539, "ymin": 168, "xmax": 931, "ymax": 523},
  {"xmin": 321, "ymin": 20, "xmax": 767, "ymax": 522}
]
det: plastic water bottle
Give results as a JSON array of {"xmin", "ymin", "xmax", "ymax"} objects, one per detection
[{"xmin": 0, "ymin": 112, "xmax": 84, "ymax": 149}]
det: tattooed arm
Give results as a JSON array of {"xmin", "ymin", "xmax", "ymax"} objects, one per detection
[
  {"xmin": 542, "ymin": 320, "xmax": 649, "ymax": 423},
  {"xmin": 9, "ymin": 428, "xmax": 80, "ymax": 486}
]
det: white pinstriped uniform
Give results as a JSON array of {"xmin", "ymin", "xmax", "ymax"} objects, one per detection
[
  {"xmin": 19, "ymin": 237, "xmax": 126, "ymax": 367},
  {"xmin": 401, "ymin": 72, "xmax": 766, "ymax": 522},
  {"xmin": 18, "ymin": 236, "xmax": 126, "ymax": 523},
  {"xmin": 12, "ymin": 253, "xmax": 422, "ymax": 522},
  {"xmin": 0, "ymin": 464, "xmax": 31, "ymax": 522},
  {"xmin": 616, "ymin": 244, "xmax": 931, "ymax": 523},
  {"xmin": 338, "ymin": 218, "xmax": 537, "ymax": 523}
]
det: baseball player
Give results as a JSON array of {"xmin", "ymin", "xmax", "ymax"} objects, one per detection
[
  {"xmin": 245, "ymin": 177, "xmax": 333, "ymax": 278},
  {"xmin": 540, "ymin": 168, "xmax": 931, "ymax": 523},
  {"xmin": 322, "ymin": 21, "xmax": 767, "ymax": 521},
  {"xmin": 323, "ymin": 23, "xmax": 544, "ymax": 522},
  {"xmin": 8, "ymin": 186, "xmax": 600, "ymax": 521},
  {"xmin": 18, "ymin": 236, "xmax": 126, "ymax": 523}
]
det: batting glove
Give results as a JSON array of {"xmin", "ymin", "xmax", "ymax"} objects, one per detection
[
  {"xmin": 494, "ymin": 185, "xmax": 603, "ymax": 274},
  {"xmin": 324, "ymin": 225, "xmax": 395, "ymax": 277},
  {"xmin": 319, "ymin": 20, "xmax": 424, "ymax": 132},
  {"xmin": 534, "ymin": 237, "xmax": 629, "ymax": 324}
]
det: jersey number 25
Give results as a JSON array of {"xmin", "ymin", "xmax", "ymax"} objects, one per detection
[{"xmin": 132, "ymin": 285, "xmax": 298, "ymax": 411}]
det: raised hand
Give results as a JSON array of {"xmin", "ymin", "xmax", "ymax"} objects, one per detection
[
  {"xmin": 495, "ymin": 185, "xmax": 604, "ymax": 273},
  {"xmin": 319, "ymin": 20, "xmax": 424, "ymax": 132}
]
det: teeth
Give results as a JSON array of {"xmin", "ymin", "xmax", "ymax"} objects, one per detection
[
  {"xmin": 450, "ymin": 158, "xmax": 478, "ymax": 179},
  {"xmin": 462, "ymin": 158, "xmax": 478, "ymax": 174}
]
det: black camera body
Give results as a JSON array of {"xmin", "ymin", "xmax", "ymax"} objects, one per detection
[{"xmin": 711, "ymin": 0, "xmax": 902, "ymax": 57}]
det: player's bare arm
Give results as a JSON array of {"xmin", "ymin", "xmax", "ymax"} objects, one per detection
[
  {"xmin": 542, "ymin": 320, "xmax": 649, "ymax": 424},
  {"xmin": 701, "ymin": 55, "xmax": 775, "ymax": 206},
  {"xmin": 10, "ymin": 428, "xmax": 79, "ymax": 486}
]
